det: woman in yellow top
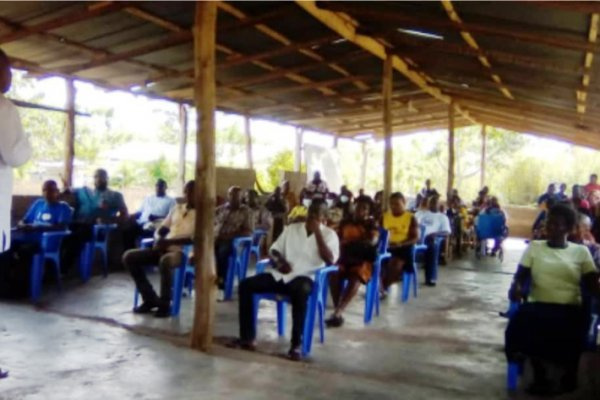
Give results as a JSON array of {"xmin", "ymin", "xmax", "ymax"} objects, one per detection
[
  {"xmin": 506, "ymin": 204, "xmax": 600, "ymax": 396},
  {"xmin": 381, "ymin": 192, "xmax": 419, "ymax": 293}
]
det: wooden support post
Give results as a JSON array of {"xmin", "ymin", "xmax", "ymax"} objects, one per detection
[
  {"xmin": 360, "ymin": 141, "xmax": 368, "ymax": 190},
  {"xmin": 382, "ymin": 55, "xmax": 393, "ymax": 208},
  {"xmin": 190, "ymin": 1, "xmax": 217, "ymax": 352},
  {"xmin": 244, "ymin": 114, "xmax": 254, "ymax": 169},
  {"xmin": 178, "ymin": 103, "xmax": 188, "ymax": 190},
  {"xmin": 447, "ymin": 101, "xmax": 456, "ymax": 199},
  {"xmin": 480, "ymin": 124, "xmax": 487, "ymax": 189},
  {"xmin": 63, "ymin": 78, "xmax": 76, "ymax": 187},
  {"xmin": 294, "ymin": 127, "xmax": 303, "ymax": 172}
]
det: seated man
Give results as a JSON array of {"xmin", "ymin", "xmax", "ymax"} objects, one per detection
[
  {"xmin": 415, "ymin": 195, "xmax": 451, "ymax": 286},
  {"xmin": 230, "ymin": 199, "xmax": 339, "ymax": 360},
  {"xmin": 62, "ymin": 168, "xmax": 128, "ymax": 270},
  {"xmin": 123, "ymin": 179, "xmax": 176, "ymax": 250},
  {"xmin": 214, "ymin": 186, "xmax": 254, "ymax": 292},
  {"xmin": 382, "ymin": 192, "xmax": 419, "ymax": 293},
  {"xmin": 18, "ymin": 179, "xmax": 72, "ymax": 233},
  {"xmin": 122, "ymin": 180, "xmax": 195, "ymax": 318},
  {"xmin": 135, "ymin": 179, "xmax": 176, "ymax": 232},
  {"xmin": 244, "ymin": 189, "xmax": 272, "ymax": 232},
  {"xmin": 0, "ymin": 180, "xmax": 73, "ymax": 298}
]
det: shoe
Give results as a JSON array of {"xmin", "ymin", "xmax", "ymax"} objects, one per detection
[
  {"xmin": 154, "ymin": 306, "xmax": 171, "ymax": 318},
  {"xmin": 425, "ymin": 281, "xmax": 437, "ymax": 287},
  {"xmin": 287, "ymin": 347, "xmax": 302, "ymax": 362},
  {"xmin": 133, "ymin": 302, "xmax": 157, "ymax": 314},
  {"xmin": 0, "ymin": 369, "xmax": 8, "ymax": 379},
  {"xmin": 325, "ymin": 315, "xmax": 344, "ymax": 328}
]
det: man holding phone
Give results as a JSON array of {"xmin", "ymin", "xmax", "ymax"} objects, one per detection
[{"xmin": 230, "ymin": 199, "xmax": 339, "ymax": 361}]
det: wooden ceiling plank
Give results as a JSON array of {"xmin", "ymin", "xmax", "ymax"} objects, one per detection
[{"xmin": 0, "ymin": 2, "xmax": 127, "ymax": 45}]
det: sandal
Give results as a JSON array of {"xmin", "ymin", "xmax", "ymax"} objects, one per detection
[{"xmin": 226, "ymin": 338, "xmax": 256, "ymax": 352}]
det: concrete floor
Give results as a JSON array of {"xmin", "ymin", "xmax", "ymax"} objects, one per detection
[{"xmin": 1, "ymin": 239, "xmax": 599, "ymax": 400}]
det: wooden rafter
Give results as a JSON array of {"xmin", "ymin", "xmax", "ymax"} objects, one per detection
[
  {"xmin": 218, "ymin": 1, "xmax": 370, "ymax": 91},
  {"xmin": 577, "ymin": 13, "xmax": 599, "ymax": 115},
  {"xmin": 440, "ymin": 0, "xmax": 513, "ymax": 100},
  {"xmin": 297, "ymin": 0, "xmax": 477, "ymax": 124},
  {"xmin": 318, "ymin": 2, "xmax": 600, "ymax": 53}
]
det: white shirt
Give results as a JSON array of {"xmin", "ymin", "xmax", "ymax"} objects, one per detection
[
  {"xmin": 415, "ymin": 210, "xmax": 451, "ymax": 238},
  {"xmin": 137, "ymin": 195, "xmax": 176, "ymax": 224},
  {"xmin": 269, "ymin": 222, "xmax": 340, "ymax": 283},
  {"xmin": 0, "ymin": 94, "xmax": 32, "ymax": 251}
]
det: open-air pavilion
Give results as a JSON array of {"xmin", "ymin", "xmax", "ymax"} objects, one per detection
[{"xmin": 1, "ymin": 2, "xmax": 600, "ymax": 399}]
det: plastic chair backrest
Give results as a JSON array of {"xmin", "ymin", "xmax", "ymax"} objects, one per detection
[
  {"xmin": 41, "ymin": 231, "xmax": 70, "ymax": 252},
  {"xmin": 476, "ymin": 213, "xmax": 506, "ymax": 239},
  {"xmin": 252, "ymin": 230, "xmax": 267, "ymax": 247},
  {"xmin": 377, "ymin": 228, "xmax": 389, "ymax": 254}
]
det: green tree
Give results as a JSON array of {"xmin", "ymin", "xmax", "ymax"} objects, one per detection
[{"xmin": 146, "ymin": 155, "xmax": 178, "ymax": 185}]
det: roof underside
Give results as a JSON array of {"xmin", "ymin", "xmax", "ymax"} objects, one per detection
[{"xmin": 1, "ymin": 1, "xmax": 600, "ymax": 146}]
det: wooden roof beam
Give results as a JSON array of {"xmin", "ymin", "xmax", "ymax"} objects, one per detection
[
  {"xmin": 0, "ymin": 2, "xmax": 127, "ymax": 45},
  {"xmin": 218, "ymin": 1, "xmax": 370, "ymax": 91},
  {"xmin": 577, "ymin": 13, "xmax": 599, "ymax": 115},
  {"xmin": 440, "ymin": 0, "xmax": 513, "ymax": 100},
  {"xmin": 297, "ymin": 0, "xmax": 477, "ymax": 124},
  {"xmin": 319, "ymin": 2, "xmax": 600, "ymax": 53}
]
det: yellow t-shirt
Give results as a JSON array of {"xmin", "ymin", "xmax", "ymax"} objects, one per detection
[
  {"xmin": 520, "ymin": 240, "xmax": 596, "ymax": 305},
  {"xmin": 383, "ymin": 210, "xmax": 413, "ymax": 245}
]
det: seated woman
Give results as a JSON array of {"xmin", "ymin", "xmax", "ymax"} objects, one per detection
[
  {"xmin": 506, "ymin": 204, "xmax": 600, "ymax": 396},
  {"xmin": 382, "ymin": 192, "xmax": 419, "ymax": 292},
  {"xmin": 326, "ymin": 196, "xmax": 378, "ymax": 327},
  {"xmin": 531, "ymin": 197, "xmax": 556, "ymax": 240}
]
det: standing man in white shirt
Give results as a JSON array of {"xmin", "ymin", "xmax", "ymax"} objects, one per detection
[
  {"xmin": 0, "ymin": 48, "xmax": 32, "ymax": 379},
  {"xmin": 230, "ymin": 199, "xmax": 339, "ymax": 361},
  {"xmin": 414, "ymin": 195, "xmax": 451, "ymax": 286}
]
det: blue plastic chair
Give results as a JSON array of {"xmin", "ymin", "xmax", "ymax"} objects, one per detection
[
  {"xmin": 363, "ymin": 228, "xmax": 391, "ymax": 323},
  {"xmin": 252, "ymin": 260, "xmax": 337, "ymax": 356},
  {"xmin": 79, "ymin": 223, "xmax": 117, "ymax": 282},
  {"xmin": 223, "ymin": 236, "xmax": 253, "ymax": 301},
  {"xmin": 250, "ymin": 229, "xmax": 267, "ymax": 262},
  {"xmin": 132, "ymin": 242, "xmax": 193, "ymax": 317},
  {"xmin": 30, "ymin": 230, "xmax": 71, "ymax": 302},
  {"xmin": 475, "ymin": 213, "xmax": 507, "ymax": 261}
]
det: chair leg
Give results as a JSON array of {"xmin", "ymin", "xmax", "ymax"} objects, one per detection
[
  {"xmin": 224, "ymin": 256, "xmax": 235, "ymax": 301},
  {"xmin": 507, "ymin": 362, "xmax": 520, "ymax": 391},
  {"xmin": 318, "ymin": 302, "xmax": 325, "ymax": 343},
  {"xmin": 30, "ymin": 254, "xmax": 43, "ymax": 302},
  {"xmin": 276, "ymin": 301, "xmax": 286, "ymax": 337},
  {"xmin": 401, "ymin": 272, "xmax": 410, "ymax": 303},
  {"xmin": 302, "ymin": 297, "xmax": 317, "ymax": 356},
  {"xmin": 412, "ymin": 273, "xmax": 418, "ymax": 298},
  {"xmin": 100, "ymin": 245, "xmax": 109, "ymax": 277},
  {"xmin": 51, "ymin": 257, "xmax": 62, "ymax": 292},
  {"xmin": 133, "ymin": 288, "xmax": 140, "ymax": 309},
  {"xmin": 364, "ymin": 280, "xmax": 373, "ymax": 325},
  {"xmin": 171, "ymin": 266, "xmax": 186, "ymax": 317}
]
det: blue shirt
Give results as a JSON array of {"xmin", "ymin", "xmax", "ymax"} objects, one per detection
[
  {"xmin": 73, "ymin": 187, "xmax": 126, "ymax": 223},
  {"xmin": 23, "ymin": 199, "xmax": 73, "ymax": 226}
]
